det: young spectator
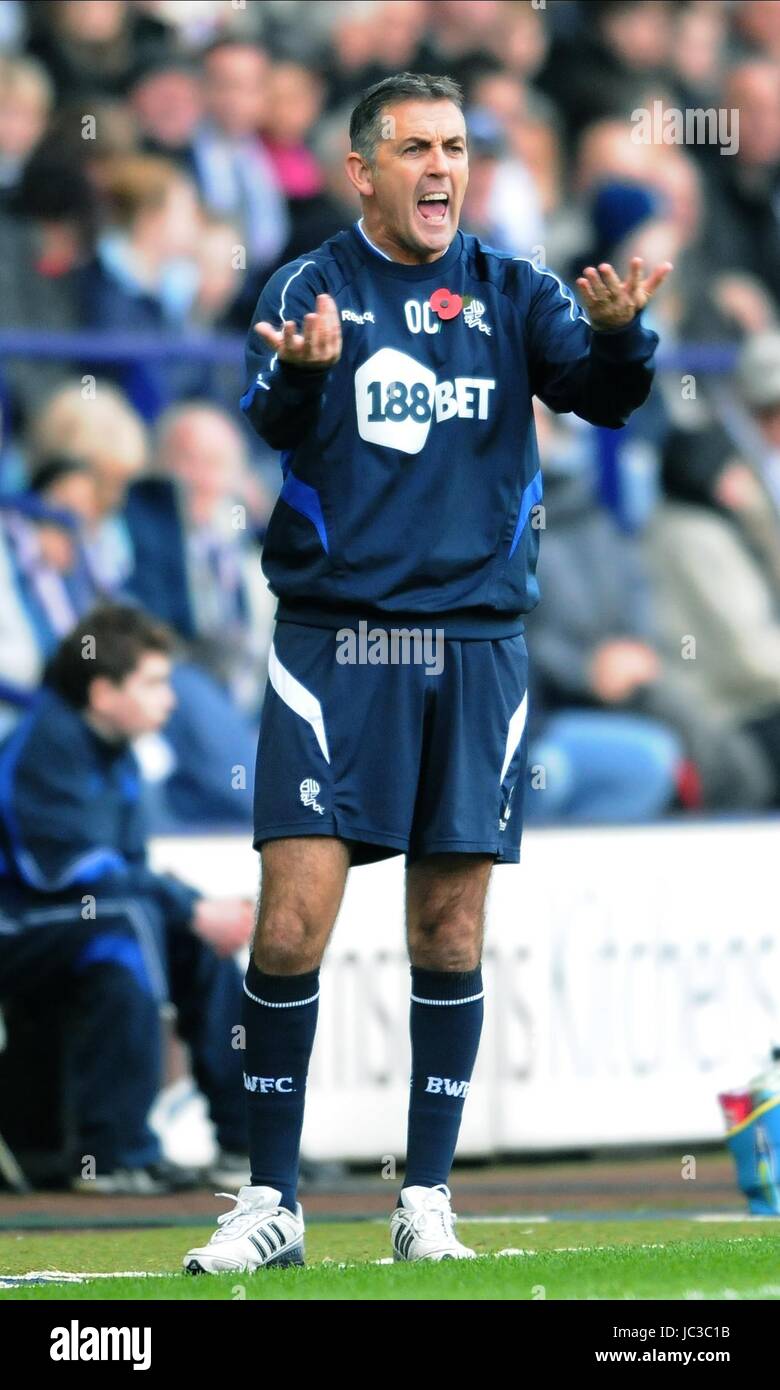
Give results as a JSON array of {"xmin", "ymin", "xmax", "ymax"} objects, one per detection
[{"xmin": 0, "ymin": 603, "xmax": 253, "ymax": 1193}]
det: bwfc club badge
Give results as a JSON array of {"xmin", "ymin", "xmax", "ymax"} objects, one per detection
[{"xmin": 428, "ymin": 289, "xmax": 492, "ymax": 334}]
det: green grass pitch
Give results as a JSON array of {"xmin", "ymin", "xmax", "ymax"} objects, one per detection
[{"xmin": 1, "ymin": 1220, "xmax": 779, "ymax": 1299}]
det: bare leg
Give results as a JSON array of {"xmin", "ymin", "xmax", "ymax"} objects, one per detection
[
  {"xmin": 252, "ymin": 835, "xmax": 352, "ymax": 973},
  {"xmin": 405, "ymin": 852, "xmax": 494, "ymax": 970}
]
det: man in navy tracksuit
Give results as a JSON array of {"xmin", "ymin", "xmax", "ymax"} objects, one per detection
[
  {"xmin": 0, "ymin": 604, "xmax": 253, "ymax": 1192},
  {"xmin": 185, "ymin": 72, "xmax": 671, "ymax": 1271}
]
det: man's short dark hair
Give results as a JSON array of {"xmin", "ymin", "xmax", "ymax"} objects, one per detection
[
  {"xmin": 349, "ymin": 72, "xmax": 464, "ymax": 167},
  {"xmin": 44, "ymin": 603, "xmax": 175, "ymax": 709}
]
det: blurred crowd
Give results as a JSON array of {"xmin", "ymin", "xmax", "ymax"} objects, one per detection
[{"xmin": 2, "ymin": 0, "xmax": 780, "ymax": 828}]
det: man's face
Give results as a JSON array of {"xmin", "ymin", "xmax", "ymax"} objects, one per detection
[
  {"xmin": 351, "ymin": 100, "xmax": 468, "ymax": 262},
  {"xmin": 89, "ymin": 652, "xmax": 176, "ymax": 740}
]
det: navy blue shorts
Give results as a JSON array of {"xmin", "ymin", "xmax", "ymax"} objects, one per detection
[{"xmin": 253, "ymin": 620, "xmax": 529, "ymax": 867}]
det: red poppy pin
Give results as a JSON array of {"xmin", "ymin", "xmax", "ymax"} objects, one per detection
[{"xmin": 429, "ymin": 288, "xmax": 463, "ymax": 321}]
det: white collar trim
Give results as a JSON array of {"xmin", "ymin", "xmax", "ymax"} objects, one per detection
[{"xmin": 356, "ymin": 217, "xmax": 395, "ymax": 261}]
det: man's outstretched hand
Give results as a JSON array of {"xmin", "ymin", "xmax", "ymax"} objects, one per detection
[
  {"xmin": 576, "ymin": 257, "xmax": 673, "ymax": 331},
  {"xmin": 255, "ymin": 292, "xmax": 342, "ymax": 369}
]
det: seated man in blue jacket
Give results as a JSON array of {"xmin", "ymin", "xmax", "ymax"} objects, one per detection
[{"xmin": 0, "ymin": 603, "xmax": 253, "ymax": 1193}]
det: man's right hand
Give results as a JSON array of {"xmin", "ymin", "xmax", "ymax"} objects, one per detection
[{"xmin": 255, "ymin": 293, "xmax": 342, "ymax": 369}]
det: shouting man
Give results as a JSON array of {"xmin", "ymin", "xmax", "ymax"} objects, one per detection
[{"xmin": 185, "ymin": 71, "xmax": 670, "ymax": 1272}]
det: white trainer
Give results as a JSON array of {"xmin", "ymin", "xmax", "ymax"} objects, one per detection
[
  {"xmin": 183, "ymin": 1186, "xmax": 305, "ymax": 1274},
  {"xmin": 390, "ymin": 1183, "xmax": 476, "ymax": 1261}
]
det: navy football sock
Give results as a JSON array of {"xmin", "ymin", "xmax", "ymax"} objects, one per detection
[
  {"xmin": 241, "ymin": 959, "xmax": 320, "ymax": 1214},
  {"xmin": 402, "ymin": 965, "xmax": 484, "ymax": 1197}
]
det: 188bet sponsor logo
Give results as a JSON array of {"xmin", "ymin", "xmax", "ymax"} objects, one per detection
[{"xmin": 355, "ymin": 347, "xmax": 495, "ymax": 455}]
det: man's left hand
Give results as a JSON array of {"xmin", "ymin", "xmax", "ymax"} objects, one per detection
[{"xmin": 576, "ymin": 257, "xmax": 673, "ymax": 331}]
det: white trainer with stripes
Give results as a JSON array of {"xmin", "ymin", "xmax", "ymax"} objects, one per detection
[
  {"xmin": 183, "ymin": 1186, "xmax": 305, "ymax": 1274},
  {"xmin": 390, "ymin": 1183, "xmax": 476, "ymax": 1262}
]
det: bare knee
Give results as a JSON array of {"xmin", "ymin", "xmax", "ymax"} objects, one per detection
[
  {"xmin": 407, "ymin": 912, "xmax": 482, "ymax": 971},
  {"xmin": 252, "ymin": 836, "xmax": 350, "ymax": 973},
  {"xmin": 406, "ymin": 854, "xmax": 491, "ymax": 970},
  {"xmin": 254, "ymin": 911, "xmax": 319, "ymax": 973}
]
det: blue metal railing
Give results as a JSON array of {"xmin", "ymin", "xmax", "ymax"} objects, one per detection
[
  {"xmin": 0, "ymin": 329, "xmax": 738, "ymax": 374},
  {"xmin": 0, "ymin": 330, "xmax": 245, "ymax": 364}
]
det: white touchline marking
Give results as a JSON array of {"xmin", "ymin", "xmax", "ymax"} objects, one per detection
[
  {"xmin": 566, "ymin": 1286, "xmax": 780, "ymax": 1302},
  {"xmin": 0, "ymin": 1269, "xmax": 170, "ymax": 1286},
  {"xmin": 682, "ymin": 1286, "xmax": 780, "ymax": 1300},
  {"xmin": 692, "ymin": 1212, "xmax": 777, "ymax": 1222}
]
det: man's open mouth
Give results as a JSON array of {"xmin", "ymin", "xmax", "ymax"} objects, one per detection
[{"xmin": 416, "ymin": 192, "xmax": 449, "ymax": 223}]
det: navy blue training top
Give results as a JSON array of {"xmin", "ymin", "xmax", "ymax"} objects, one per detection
[
  {"xmin": 240, "ymin": 221, "xmax": 659, "ymax": 638},
  {"xmin": 0, "ymin": 689, "xmax": 200, "ymax": 917}
]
